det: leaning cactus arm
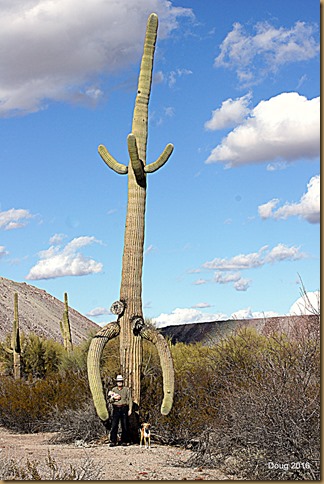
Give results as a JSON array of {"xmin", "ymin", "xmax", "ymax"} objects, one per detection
[
  {"xmin": 87, "ymin": 321, "xmax": 120, "ymax": 421},
  {"xmin": 145, "ymin": 144, "xmax": 174, "ymax": 173},
  {"xmin": 98, "ymin": 144, "xmax": 128, "ymax": 175},
  {"xmin": 127, "ymin": 133, "xmax": 145, "ymax": 183},
  {"xmin": 139, "ymin": 324, "xmax": 174, "ymax": 415}
]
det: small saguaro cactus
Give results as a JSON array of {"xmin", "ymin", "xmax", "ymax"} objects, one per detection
[
  {"xmin": 12, "ymin": 292, "xmax": 21, "ymax": 380},
  {"xmin": 60, "ymin": 292, "xmax": 73, "ymax": 353},
  {"xmin": 87, "ymin": 13, "xmax": 175, "ymax": 431}
]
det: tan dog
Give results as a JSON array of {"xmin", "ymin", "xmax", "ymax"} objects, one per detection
[{"xmin": 140, "ymin": 423, "xmax": 151, "ymax": 449}]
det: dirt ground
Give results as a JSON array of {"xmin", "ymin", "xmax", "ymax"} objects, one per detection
[{"xmin": 0, "ymin": 427, "xmax": 230, "ymax": 481}]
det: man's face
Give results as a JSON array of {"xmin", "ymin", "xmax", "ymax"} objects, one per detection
[{"xmin": 117, "ymin": 381, "xmax": 123, "ymax": 387}]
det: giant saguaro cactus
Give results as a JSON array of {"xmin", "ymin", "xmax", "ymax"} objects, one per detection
[{"xmin": 87, "ymin": 13, "xmax": 174, "ymax": 426}]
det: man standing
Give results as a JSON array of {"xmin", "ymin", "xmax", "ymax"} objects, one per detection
[{"xmin": 109, "ymin": 374, "xmax": 132, "ymax": 446}]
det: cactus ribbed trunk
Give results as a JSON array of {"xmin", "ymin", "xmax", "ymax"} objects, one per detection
[{"xmin": 118, "ymin": 13, "xmax": 156, "ymax": 405}]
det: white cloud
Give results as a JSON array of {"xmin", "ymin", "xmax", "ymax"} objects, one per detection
[
  {"xmin": 0, "ymin": 208, "xmax": 33, "ymax": 230},
  {"xmin": 191, "ymin": 302, "xmax": 213, "ymax": 309},
  {"xmin": 193, "ymin": 278, "xmax": 208, "ymax": 285},
  {"xmin": 213, "ymin": 271, "xmax": 251, "ymax": 291},
  {"xmin": 152, "ymin": 305, "xmax": 281, "ymax": 327},
  {"xmin": 231, "ymin": 307, "xmax": 279, "ymax": 319},
  {"xmin": 86, "ymin": 306, "xmax": 111, "ymax": 317},
  {"xmin": 289, "ymin": 290, "xmax": 320, "ymax": 315},
  {"xmin": 152, "ymin": 307, "xmax": 227, "ymax": 328},
  {"xmin": 164, "ymin": 106, "xmax": 175, "ymax": 117},
  {"xmin": 202, "ymin": 243, "xmax": 306, "ymax": 271},
  {"xmin": 144, "ymin": 244, "xmax": 156, "ymax": 256},
  {"xmin": 49, "ymin": 233, "xmax": 67, "ymax": 245},
  {"xmin": 258, "ymin": 175, "xmax": 320, "ymax": 224},
  {"xmin": 0, "ymin": 0, "xmax": 192, "ymax": 116},
  {"xmin": 26, "ymin": 235, "xmax": 103, "ymax": 280},
  {"xmin": 0, "ymin": 246, "xmax": 8, "ymax": 258},
  {"xmin": 215, "ymin": 21, "xmax": 319, "ymax": 86},
  {"xmin": 233, "ymin": 278, "xmax": 251, "ymax": 291},
  {"xmin": 168, "ymin": 68, "xmax": 193, "ymax": 88},
  {"xmin": 205, "ymin": 93, "xmax": 319, "ymax": 167},
  {"xmin": 264, "ymin": 243, "xmax": 305, "ymax": 264},
  {"xmin": 213, "ymin": 271, "xmax": 242, "ymax": 283},
  {"xmin": 205, "ymin": 93, "xmax": 252, "ymax": 130}
]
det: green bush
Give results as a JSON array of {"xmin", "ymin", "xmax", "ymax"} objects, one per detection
[
  {"xmin": 187, "ymin": 320, "xmax": 320, "ymax": 480},
  {"xmin": 0, "ymin": 371, "xmax": 90, "ymax": 433}
]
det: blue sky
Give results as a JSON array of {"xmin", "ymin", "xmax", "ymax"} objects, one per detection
[{"xmin": 0, "ymin": 0, "xmax": 320, "ymax": 327}]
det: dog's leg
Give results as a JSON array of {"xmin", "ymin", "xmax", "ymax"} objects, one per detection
[{"xmin": 148, "ymin": 435, "xmax": 151, "ymax": 449}]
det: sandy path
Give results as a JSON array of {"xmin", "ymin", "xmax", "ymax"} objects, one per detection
[{"xmin": 0, "ymin": 427, "xmax": 229, "ymax": 480}]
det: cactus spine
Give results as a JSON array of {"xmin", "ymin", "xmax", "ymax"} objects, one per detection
[
  {"xmin": 60, "ymin": 292, "xmax": 73, "ymax": 353},
  {"xmin": 87, "ymin": 13, "xmax": 175, "ymax": 427},
  {"xmin": 12, "ymin": 292, "xmax": 21, "ymax": 380}
]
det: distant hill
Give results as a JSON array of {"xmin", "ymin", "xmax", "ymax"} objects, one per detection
[
  {"xmin": 1, "ymin": 276, "xmax": 317, "ymax": 348},
  {"xmin": 160, "ymin": 314, "xmax": 318, "ymax": 345},
  {"xmin": 0, "ymin": 277, "xmax": 100, "ymax": 345}
]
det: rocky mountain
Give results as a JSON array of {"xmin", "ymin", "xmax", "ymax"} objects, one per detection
[
  {"xmin": 160, "ymin": 314, "xmax": 318, "ymax": 345},
  {"xmin": 0, "ymin": 277, "xmax": 100, "ymax": 345},
  {"xmin": 0, "ymin": 277, "xmax": 317, "ymax": 348}
]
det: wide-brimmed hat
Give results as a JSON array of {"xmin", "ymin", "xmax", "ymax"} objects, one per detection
[{"xmin": 115, "ymin": 374, "xmax": 124, "ymax": 382}]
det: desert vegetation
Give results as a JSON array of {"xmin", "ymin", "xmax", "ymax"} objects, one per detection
[{"xmin": 0, "ymin": 310, "xmax": 320, "ymax": 480}]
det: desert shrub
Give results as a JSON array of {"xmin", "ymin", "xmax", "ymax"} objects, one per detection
[
  {"xmin": 188, "ymin": 317, "xmax": 320, "ymax": 480},
  {"xmin": 48, "ymin": 401, "xmax": 106, "ymax": 444},
  {"xmin": 0, "ymin": 371, "xmax": 90, "ymax": 433},
  {"xmin": 139, "ymin": 341, "xmax": 220, "ymax": 445},
  {"xmin": 0, "ymin": 450, "xmax": 103, "ymax": 480}
]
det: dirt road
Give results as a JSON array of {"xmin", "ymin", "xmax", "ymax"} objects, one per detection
[{"xmin": 0, "ymin": 427, "xmax": 229, "ymax": 480}]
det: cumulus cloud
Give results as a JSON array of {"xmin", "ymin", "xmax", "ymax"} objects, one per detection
[
  {"xmin": 213, "ymin": 271, "xmax": 251, "ymax": 292},
  {"xmin": 289, "ymin": 290, "xmax": 320, "ymax": 315},
  {"xmin": 152, "ymin": 307, "xmax": 227, "ymax": 328},
  {"xmin": 258, "ymin": 175, "xmax": 320, "ymax": 224},
  {"xmin": 206, "ymin": 92, "xmax": 320, "ymax": 168},
  {"xmin": 152, "ymin": 306, "xmax": 281, "ymax": 327},
  {"xmin": 49, "ymin": 233, "xmax": 67, "ymax": 245},
  {"xmin": 205, "ymin": 93, "xmax": 252, "ymax": 130},
  {"xmin": 202, "ymin": 243, "xmax": 306, "ymax": 271},
  {"xmin": 215, "ymin": 21, "xmax": 319, "ymax": 85},
  {"xmin": 0, "ymin": 208, "xmax": 33, "ymax": 230},
  {"xmin": 86, "ymin": 306, "xmax": 111, "ymax": 317},
  {"xmin": 231, "ymin": 307, "xmax": 279, "ymax": 319},
  {"xmin": 0, "ymin": 0, "xmax": 192, "ymax": 116},
  {"xmin": 26, "ymin": 235, "xmax": 103, "ymax": 280},
  {"xmin": 205, "ymin": 93, "xmax": 319, "ymax": 167}
]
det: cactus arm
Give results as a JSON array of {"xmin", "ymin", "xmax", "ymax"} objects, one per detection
[
  {"xmin": 127, "ymin": 133, "xmax": 145, "ymax": 184},
  {"xmin": 87, "ymin": 321, "xmax": 120, "ymax": 421},
  {"xmin": 145, "ymin": 144, "xmax": 174, "ymax": 173},
  {"xmin": 138, "ymin": 323, "xmax": 174, "ymax": 415},
  {"xmin": 98, "ymin": 144, "xmax": 128, "ymax": 175}
]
